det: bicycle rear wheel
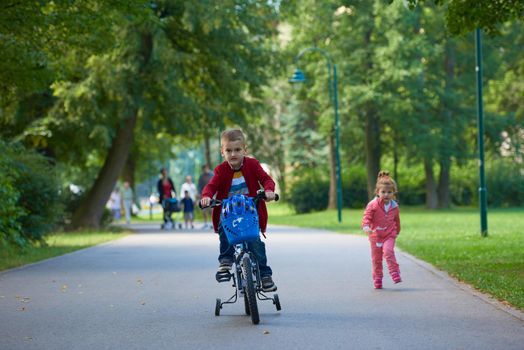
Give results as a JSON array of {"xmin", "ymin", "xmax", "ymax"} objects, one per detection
[
  {"xmin": 242, "ymin": 255, "xmax": 259, "ymax": 324},
  {"xmin": 243, "ymin": 289, "xmax": 250, "ymax": 315}
]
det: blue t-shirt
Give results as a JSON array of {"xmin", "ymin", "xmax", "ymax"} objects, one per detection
[{"xmin": 181, "ymin": 197, "xmax": 194, "ymax": 213}]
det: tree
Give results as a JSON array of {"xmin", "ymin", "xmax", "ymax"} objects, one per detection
[
  {"xmin": 47, "ymin": 0, "xmax": 279, "ymax": 228},
  {"xmin": 402, "ymin": 0, "xmax": 524, "ymax": 35}
]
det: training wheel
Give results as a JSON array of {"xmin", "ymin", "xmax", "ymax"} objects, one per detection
[
  {"xmin": 215, "ymin": 298, "xmax": 221, "ymax": 316},
  {"xmin": 273, "ymin": 293, "xmax": 281, "ymax": 311}
]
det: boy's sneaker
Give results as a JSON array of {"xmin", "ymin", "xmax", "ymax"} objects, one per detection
[
  {"xmin": 217, "ymin": 261, "xmax": 233, "ymax": 272},
  {"xmin": 392, "ymin": 272, "xmax": 402, "ymax": 284},
  {"xmin": 374, "ymin": 279, "xmax": 383, "ymax": 289},
  {"xmin": 261, "ymin": 276, "xmax": 277, "ymax": 292}
]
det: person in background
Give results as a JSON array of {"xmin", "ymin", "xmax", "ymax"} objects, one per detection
[
  {"xmin": 157, "ymin": 168, "xmax": 177, "ymax": 229},
  {"xmin": 109, "ymin": 187, "xmax": 122, "ymax": 221},
  {"xmin": 181, "ymin": 190, "xmax": 195, "ymax": 229},
  {"xmin": 122, "ymin": 181, "xmax": 134, "ymax": 224},
  {"xmin": 198, "ymin": 164, "xmax": 214, "ymax": 229},
  {"xmin": 180, "ymin": 175, "xmax": 197, "ymax": 202}
]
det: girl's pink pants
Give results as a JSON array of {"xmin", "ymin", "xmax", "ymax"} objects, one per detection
[{"xmin": 369, "ymin": 237, "xmax": 400, "ymax": 281}]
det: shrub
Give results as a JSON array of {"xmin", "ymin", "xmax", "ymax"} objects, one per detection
[
  {"xmin": 342, "ymin": 166, "xmax": 368, "ymax": 209},
  {"xmin": 485, "ymin": 159, "xmax": 524, "ymax": 207},
  {"xmin": 287, "ymin": 171, "xmax": 329, "ymax": 213},
  {"xmin": 0, "ymin": 157, "xmax": 23, "ymax": 246},
  {"xmin": 0, "ymin": 141, "xmax": 63, "ymax": 246}
]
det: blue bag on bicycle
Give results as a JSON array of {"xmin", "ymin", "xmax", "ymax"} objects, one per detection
[{"xmin": 220, "ymin": 194, "xmax": 259, "ymax": 244}]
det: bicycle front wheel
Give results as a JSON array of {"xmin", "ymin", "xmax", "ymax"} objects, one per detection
[{"xmin": 242, "ymin": 254, "xmax": 259, "ymax": 324}]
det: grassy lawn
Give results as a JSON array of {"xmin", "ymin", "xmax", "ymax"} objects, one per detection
[
  {"xmin": 0, "ymin": 229, "xmax": 128, "ymax": 272},
  {"xmin": 268, "ymin": 203, "xmax": 524, "ymax": 310}
]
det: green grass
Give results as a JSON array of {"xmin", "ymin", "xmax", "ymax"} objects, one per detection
[
  {"xmin": 268, "ymin": 203, "xmax": 524, "ymax": 310},
  {"xmin": 0, "ymin": 229, "xmax": 128, "ymax": 271}
]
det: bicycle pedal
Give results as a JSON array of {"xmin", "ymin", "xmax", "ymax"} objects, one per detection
[{"xmin": 215, "ymin": 271, "xmax": 232, "ymax": 283}]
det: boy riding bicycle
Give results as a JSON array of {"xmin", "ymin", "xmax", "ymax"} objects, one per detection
[{"xmin": 200, "ymin": 129, "xmax": 277, "ymax": 292}]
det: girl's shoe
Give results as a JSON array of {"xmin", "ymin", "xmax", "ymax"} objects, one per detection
[
  {"xmin": 374, "ymin": 279, "xmax": 382, "ymax": 289},
  {"xmin": 392, "ymin": 272, "xmax": 402, "ymax": 284}
]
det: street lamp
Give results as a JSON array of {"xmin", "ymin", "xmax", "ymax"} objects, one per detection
[
  {"xmin": 289, "ymin": 47, "xmax": 343, "ymax": 223},
  {"xmin": 475, "ymin": 28, "xmax": 488, "ymax": 237}
]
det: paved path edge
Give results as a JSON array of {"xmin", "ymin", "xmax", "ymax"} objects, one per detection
[
  {"xmin": 0, "ymin": 234, "xmax": 130, "ymax": 277},
  {"xmin": 398, "ymin": 248, "xmax": 524, "ymax": 322}
]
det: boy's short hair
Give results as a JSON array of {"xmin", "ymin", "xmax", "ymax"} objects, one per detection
[{"xmin": 221, "ymin": 129, "xmax": 246, "ymax": 145}]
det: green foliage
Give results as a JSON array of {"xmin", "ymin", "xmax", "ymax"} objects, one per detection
[
  {"xmin": 0, "ymin": 151, "xmax": 23, "ymax": 247},
  {"xmin": 287, "ymin": 170, "xmax": 329, "ymax": 213},
  {"xmin": 402, "ymin": 0, "xmax": 524, "ymax": 35},
  {"xmin": 0, "ymin": 140, "xmax": 63, "ymax": 246},
  {"xmin": 0, "ymin": 0, "xmax": 151, "ymax": 109},
  {"xmin": 342, "ymin": 166, "xmax": 369, "ymax": 209},
  {"xmin": 485, "ymin": 160, "xmax": 524, "ymax": 207}
]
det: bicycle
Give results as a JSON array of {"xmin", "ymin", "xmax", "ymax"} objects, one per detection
[{"xmin": 199, "ymin": 190, "xmax": 281, "ymax": 324}]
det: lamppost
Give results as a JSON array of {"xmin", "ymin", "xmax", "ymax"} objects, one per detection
[
  {"xmin": 475, "ymin": 28, "xmax": 488, "ymax": 237},
  {"xmin": 289, "ymin": 47, "xmax": 343, "ymax": 223}
]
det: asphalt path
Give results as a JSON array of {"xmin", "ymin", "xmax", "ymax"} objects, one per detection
[{"xmin": 1, "ymin": 223, "xmax": 522, "ymax": 350}]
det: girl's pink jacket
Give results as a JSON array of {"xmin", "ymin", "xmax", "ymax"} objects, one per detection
[{"xmin": 361, "ymin": 197, "xmax": 401, "ymax": 243}]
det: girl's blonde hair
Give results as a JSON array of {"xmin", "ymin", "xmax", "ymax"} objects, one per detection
[{"xmin": 375, "ymin": 170, "xmax": 398, "ymax": 198}]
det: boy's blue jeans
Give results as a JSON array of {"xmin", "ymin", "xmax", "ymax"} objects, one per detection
[{"xmin": 218, "ymin": 224, "xmax": 272, "ymax": 277}]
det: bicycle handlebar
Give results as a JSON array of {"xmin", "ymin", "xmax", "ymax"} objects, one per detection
[{"xmin": 199, "ymin": 190, "xmax": 279, "ymax": 210}]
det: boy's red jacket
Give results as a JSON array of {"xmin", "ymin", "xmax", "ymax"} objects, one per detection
[{"xmin": 202, "ymin": 157, "xmax": 275, "ymax": 233}]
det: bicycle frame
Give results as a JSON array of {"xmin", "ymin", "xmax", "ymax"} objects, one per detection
[
  {"xmin": 216, "ymin": 241, "xmax": 274, "ymax": 307},
  {"xmin": 201, "ymin": 190, "xmax": 281, "ymax": 321}
]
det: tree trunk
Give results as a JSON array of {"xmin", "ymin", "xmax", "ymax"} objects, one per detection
[
  {"xmin": 70, "ymin": 113, "xmax": 138, "ymax": 228},
  {"xmin": 122, "ymin": 148, "xmax": 136, "ymax": 189},
  {"xmin": 393, "ymin": 134, "xmax": 399, "ymax": 187},
  {"xmin": 363, "ymin": 25, "xmax": 381, "ymax": 200},
  {"xmin": 424, "ymin": 158, "xmax": 438, "ymax": 209},
  {"xmin": 328, "ymin": 134, "xmax": 337, "ymax": 209},
  {"xmin": 438, "ymin": 159, "xmax": 451, "ymax": 208},
  {"xmin": 438, "ymin": 41, "xmax": 455, "ymax": 209},
  {"xmin": 365, "ymin": 109, "xmax": 381, "ymax": 199},
  {"xmin": 204, "ymin": 133, "xmax": 212, "ymax": 167}
]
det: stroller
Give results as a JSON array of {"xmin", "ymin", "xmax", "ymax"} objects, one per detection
[{"xmin": 161, "ymin": 197, "xmax": 181, "ymax": 230}]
